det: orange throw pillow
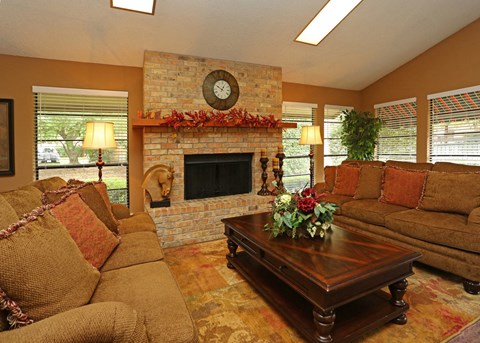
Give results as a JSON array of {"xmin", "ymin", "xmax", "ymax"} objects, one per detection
[
  {"xmin": 49, "ymin": 193, "xmax": 120, "ymax": 269},
  {"xmin": 381, "ymin": 167, "xmax": 427, "ymax": 208},
  {"xmin": 332, "ymin": 165, "xmax": 360, "ymax": 196}
]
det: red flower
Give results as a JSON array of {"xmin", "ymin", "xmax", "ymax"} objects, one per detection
[
  {"xmin": 297, "ymin": 196, "xmax": 316, "ymax": 213},
  {"xmin": 301, "ymin": 188, "xmax": 315, "ymax": 198}
]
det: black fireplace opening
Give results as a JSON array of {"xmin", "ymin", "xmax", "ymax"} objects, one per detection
[{"xmin": 184, "ymin": 153, "xmax": 253, "ymax": 200}]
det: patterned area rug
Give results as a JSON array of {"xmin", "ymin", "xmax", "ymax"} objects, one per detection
[{"xmin": 165, "ymin": 239, "xmax": 480, "ymax": 343}]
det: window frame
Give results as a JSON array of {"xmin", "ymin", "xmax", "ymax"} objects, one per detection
[{"xmin": 323, "ymin": 104, "xmax": 352, "ymax": 166}]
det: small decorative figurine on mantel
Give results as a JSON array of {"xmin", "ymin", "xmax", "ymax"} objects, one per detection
[{"xmin": 142, "ymin": 164, "xmax": 174, "ymax": 208}]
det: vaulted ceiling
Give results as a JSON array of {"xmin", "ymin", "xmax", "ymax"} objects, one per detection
[{"xmin": 0, "ymin": 0, "xmax": 479, "ymax": 90}]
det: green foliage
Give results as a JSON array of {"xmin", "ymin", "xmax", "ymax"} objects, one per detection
[{"xmin": 340, "ymin": 110, "xmax": 382, "ymax": 161}]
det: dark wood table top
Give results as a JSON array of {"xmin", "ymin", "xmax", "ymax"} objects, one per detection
[{"xmin": 222, "ymin": 212, "xmax": 421, "ymax": 292}]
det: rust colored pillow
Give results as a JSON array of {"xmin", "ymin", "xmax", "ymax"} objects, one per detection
[
  {"xmin": 324, "ymin": 166, "xmax": 337, "ymax": 192},
  {"xmin": 419, "ymin": 172, "xmax": 480, "ymax": 215},
  {"xmin": 381, "ymin": 167, "xmax": 427, "ymax": 208},
  {"xmin": 354, "ymin": 165, "xmax": 384, "ymax": 200},
  {"xmin": 50, "ymin": 193, "xmax": 120, "ymax": 269},
  {"xmin": 332, "ymin": 165, "xmax": 360, "ymax": 196},
  {"xmin": 0, "ymin": 210, "xmax": 100, "ymax": 325}
]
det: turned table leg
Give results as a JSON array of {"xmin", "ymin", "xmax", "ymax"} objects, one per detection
[
  {"xmin": 313, "ymin": 307, "xmax": 335, "ymax": 343},
  {"xmin": 226, "ymin": 238, "xmax": 238, "ymax": 269},
  {"xmin": 389, "ymin": 279, "xmax": 408, "ymax": 325}
]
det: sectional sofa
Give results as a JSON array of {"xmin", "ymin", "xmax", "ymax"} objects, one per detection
[
  {"xmin": 314, "ymin": 160, "xmax": 480, "ymax": 295},
  {"xmin": 0, "ymin": 177, "xmax": 198, "ymax": 342}
]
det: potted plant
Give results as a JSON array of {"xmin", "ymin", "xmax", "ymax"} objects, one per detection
[{"xmin": 340, "ymin": 110, "xmax": 382, "ymax": 160}]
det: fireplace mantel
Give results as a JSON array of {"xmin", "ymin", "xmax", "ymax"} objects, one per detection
[{"xmin": 133, "ymin": 119, "xmax": 296, "ymax": 129}]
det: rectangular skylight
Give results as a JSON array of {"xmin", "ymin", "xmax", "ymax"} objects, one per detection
[
  {"xmin": 111, "ymin": 0, "xmax": 156, "ymax": 15},
  {"xmin": 295, "ymin": 0, "xmax": 363, "ymax": 45}
]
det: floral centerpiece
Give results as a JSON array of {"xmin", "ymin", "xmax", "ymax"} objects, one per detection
[{"xmin": 264, "ymin": 187, "xmax": 337, "ymax": 239}]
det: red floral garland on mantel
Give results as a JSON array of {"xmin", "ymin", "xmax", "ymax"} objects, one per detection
[{"xmin": 138, "ymin": 108, "xmax": 281, "ymax": 130}]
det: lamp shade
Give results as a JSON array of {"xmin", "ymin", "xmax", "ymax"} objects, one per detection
[
  {"xmin": 299, "ymin": 126, "xmax": 323, "ymax": 145},
  {"xmin": 83, "ymin": 122, "xmax": 117, "ymax": 150}
]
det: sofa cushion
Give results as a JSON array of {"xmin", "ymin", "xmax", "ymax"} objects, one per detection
[
  {"xmin": 332, "ymin": 165, "xmax": 360, "ymax": 196},
  {"xmin": 0, "ymin": 210, "xmax": 100, "ymax": 323},
  {"xmin": 1, "ymin": 185, "xmax": 43, "ymax": 216},
  {"xmin": 432, "ymin": 162, "xmax": 480, "ymax": 173},
  {"xmin": 31, "ymin": 177, "xmax": 67, "ymax": 193},
  {"xmin": 118, "ymin": 212, "xmax": 156, "ymax": 234},
  {"xmin": 385, "ymin": 209, "xmax": 479, "ymax": 253},
  {"xmin": 381, "ymin": 167, "xmax": 427, "ymax": 208},
  {"xmin": 50, "ymin": 193, "xmax": 120, "ymax": 269},
  {"xmin": 91, "ymin": 261, "xmax": 197, "ymax": 343},
  {"xmin": 101, "ymin": 231, "xmax": 164, "ymax": 272},
  {"xmin": 354, "ymin": 165, "xmax": 383, "ymax": 200},
  {"xmin": 324, "ymin": 166, "xmax": 337, "ymax": 192},
  {"xmin": 342, "ymin": 199, "xmax": 408, "ymax": 226},
  {"xmin": 0, "ymin": 195, "xmax": 19, "ymax": 229},
  {"xmin": 322, "ymin": 193, "xmax": 354, "ymax": 215},
  {"xmin": 419, "ymin": 171, "xmax": 480, "ymax": 215},
  {"xmin": 385, "ymin": 160, "xmax": 433, "ymax": 171}
]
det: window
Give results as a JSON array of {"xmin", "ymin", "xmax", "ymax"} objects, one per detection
[
  {"xmin": 429, "ymin": 86, "xmax": 480, "ymax": 165},
  {"xmin": 282, "ymin": 102, "xmax": 317, "ymax": 191},
  {"xmin": 324, "ymin": 105, "xmax": 351, "ymax": 165},
  {"xmin": 375, "ymin": 98, "xmax": 417, "ymax": 162},
  {"xmin": 34, "ymin": 87, "xmax": 129, "ymax": 204}
]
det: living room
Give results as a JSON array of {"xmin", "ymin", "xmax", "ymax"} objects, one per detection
[{"xmin": 0, "ymin": 1, "xmax": 479, "ymax": 342}]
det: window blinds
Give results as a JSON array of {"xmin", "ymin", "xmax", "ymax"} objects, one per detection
[
  {"xmin": 375, "ymin": 98, "xmax": 417, "ymax": 162},
  {"xmin": 428, "ymin": 86, "xmax": 480, "ymax": 165},
  {"xmin": 324, "ymin": 105, "xmax": 351, "ymax": 166}
]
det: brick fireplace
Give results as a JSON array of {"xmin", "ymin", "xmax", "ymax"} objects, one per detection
[{"xmin": 141, "ymin": 51, "xmax": 284, "ymax": 247}]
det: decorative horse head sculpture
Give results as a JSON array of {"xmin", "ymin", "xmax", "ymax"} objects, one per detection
[{"xmin": 142, "ymin": 164, "xmax": 175, "ymax": 204}]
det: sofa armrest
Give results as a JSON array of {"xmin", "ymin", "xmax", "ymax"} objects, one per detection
[
  {"xmin": 313, "ymin": 182, "xmax": 329, "ymax": 194},
  {"xmin": 467, "ymin": 207, "xmax": 480, "ymax": 226},
  {"xmin": 111, "ymin": 203, "xmax": 132, "ymax": 220},
  {"xmin": 0, "ymin": 302, "xmax": 147, "ymax": 343}
]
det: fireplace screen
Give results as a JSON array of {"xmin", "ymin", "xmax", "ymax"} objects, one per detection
[{"xmin": 184, "ymin": 153, "xmax": 252, "ymax": 200}]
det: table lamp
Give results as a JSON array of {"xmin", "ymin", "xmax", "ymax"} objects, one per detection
[
  {"xmin": 82, "ymin": 122, "xmax": 117, "ymax": 181},
  {"xmin": 299, "ymin": 125, "xmax": 323, "ymax": 188}
]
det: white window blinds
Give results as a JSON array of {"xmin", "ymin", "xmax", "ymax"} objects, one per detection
[
  {"xmin": 428, "ymin": 86, "xmax": 480, "ymax": 165},
  {"xmin": 375, "ymin": 98, "xmax": 417, "ymax": 162},
  {"xmin": 282, "ymin": 102, "xmax": 317, "ymax": 191},
  {"xmin": 33, "ymin": 87, "xmax": 129, "ymax": 204},
  {"xmin": 324, "ymin": 105, "xmax": 351, "ymax": 166}
]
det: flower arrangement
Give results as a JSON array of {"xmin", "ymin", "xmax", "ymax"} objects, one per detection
[
  {"xmin": 264, "ymin": 187, "xmax": 337, "ymax": 239},
  {"xmin": 138, "ymin": 108, "xmax": 281, "ymax": 130}
]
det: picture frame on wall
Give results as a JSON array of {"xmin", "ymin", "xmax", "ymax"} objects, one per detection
[{"xmin": 0, "ymin": 99, "xmax": 14, "ymax": 176}]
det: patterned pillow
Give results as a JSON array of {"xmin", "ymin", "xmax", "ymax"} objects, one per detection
[
  {"xmin": 380, "ymin": 167, "xmax": 428, "ymax": 208},
  {"xmin": 49, "ymin": 193, "xmax": 120, "ymax": 269},
  {"xmin": 332, "ymin": 165, "xmax": 360, "ymax": 196},
  {"xmin": 0, "ymin": 209, "xmax": 100, "ymax": 326}
]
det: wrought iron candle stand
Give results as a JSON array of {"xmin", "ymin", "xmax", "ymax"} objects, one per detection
[
  {"xmin": 276, "ymin": 152, "xmax": 286, "ymax": 192},
  {"xmin": 257, "ymin": 156, "xmax": 272, "ymax": 196}
]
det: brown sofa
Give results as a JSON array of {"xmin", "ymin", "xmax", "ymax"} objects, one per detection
[
  {"xmin": 315, "ymin": 160, "xmax": 480, "ymax": 295},
  {"xmin": 0, "ymin": 177, "xmax": 198, "ymax": 342}
]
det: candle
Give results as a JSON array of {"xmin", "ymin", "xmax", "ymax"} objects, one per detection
[
  {"xmin": 261, "ymin": 148, "xmax": 266, "ymax": 158},
  {"xmin": 273, "ymin": 158, "xmax": 279, "ymax": 169},
  {"xmin": 278, "ymin": 144, "xmax": 283, "ymax": 154}
]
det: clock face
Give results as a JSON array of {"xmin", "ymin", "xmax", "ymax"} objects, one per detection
[
  {"xmin": 213, "ymin": 80, "xmax": 231, "ymax": 100},
  {"xmin": 202, "ymin": 70, "xmax": 239, "ymax": 110}
]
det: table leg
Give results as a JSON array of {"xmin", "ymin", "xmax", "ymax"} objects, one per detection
[
  {"xmin": 313, "ymin": 307, "xmax": 335, "ymax": 343},
  {"xmin": 226, "ymin": 238, "xmax": 238, "ymax": 269},
  {"xmin": 388, "ymin": 278, "xmax": 408, "ymax": 325}
]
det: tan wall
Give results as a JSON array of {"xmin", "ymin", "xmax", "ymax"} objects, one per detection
[
  {"xmin": 0, "ymin": 55, "xmax": 145, "ymax": 212},
  {"xmin": 282, "ymin": 82, "xmax": 362, "ymax": 181},
  {"xmin": 361, "ymin": 18, "xmax": 480, "ymax": 163}
]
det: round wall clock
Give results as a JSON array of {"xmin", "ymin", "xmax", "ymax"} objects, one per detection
[{"xmin": 202, "ymin": 70, "xmax": 240, "ymax": 110}]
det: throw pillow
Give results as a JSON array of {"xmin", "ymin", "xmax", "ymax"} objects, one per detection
[
  {"xmin": 1, "ymin": 185, "xmax": 43, "ymax": 217},
  {"xmin": 354, "ymin": 165, "xmax": 384, "ymax": 200},
  {"xmin": 332, "ymin": 165, "xmax": 360, "ymax": 197},
  {"xmin": 0, "ymin": 210, "xmax": 100, "ymax": 325},
  {"xmin": 0, "ymin": 195, "xmax": 19, "ymax": 230},
  {"xmin": 50, "ymin": 193, "xmax": 120, "ymax": 269},
  {"xmin": 324, "ymin": 166, "xmax": 337, "ymax": 192},
  {"xmin": 419, "ymin": 172, "xmax": 480, "ymax": 215},
  {"xmin": 0, "ymin": 287, "xmax": 32, "ymax": 329},
  {"xmin": 380, "ymin": 167, "xmax": 427, "ymax": 208}
]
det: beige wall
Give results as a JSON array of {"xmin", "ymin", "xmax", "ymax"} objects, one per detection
[
  {"xmin": 282, "ymin": 82, "xmax": 362, "ymax": 181},
  {"xmin": 361, "ymin": 18, "xmax": 480, "ymax": 162},
  {"xmin": 0, "ymin": 55, "xmax": 145, "ymax": 212}
]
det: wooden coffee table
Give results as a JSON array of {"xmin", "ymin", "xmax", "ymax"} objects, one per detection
[{"xmin": 222, "ymin": 212, "xmax": 422, "ymax": 343}]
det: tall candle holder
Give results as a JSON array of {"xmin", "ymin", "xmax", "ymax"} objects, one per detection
[
  {"xmin": 276, "ymin": 147, "xmax": 286, "ymax": 192},
  {"xmin": 272, "ymin": 166, "xmax": 279, "ymax": 195},
  {"xmin": 258, "ymin": 156, "xmax": 272, "ymax": 196}
]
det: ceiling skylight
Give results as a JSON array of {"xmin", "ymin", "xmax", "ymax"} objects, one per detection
[
  {"xmin": 111, "ymin": 0, "xmax": 156, "ymax": 15},
  {"xmin": 295, "ymin": 0, "xmax": 363, "ymax": 45}
]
